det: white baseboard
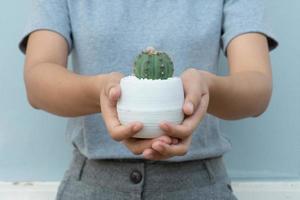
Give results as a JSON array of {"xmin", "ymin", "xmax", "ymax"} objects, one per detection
[
  {"xmin": 0, "ymin": 182, "xmax": 58, "ymax": 200},
  {"xmin": 232, "ymin": 181, "xmax": 300, "ymax": 200},
  {"xmin": 0, "ymin": 181, "xmax": 299, "ymax": 200}
]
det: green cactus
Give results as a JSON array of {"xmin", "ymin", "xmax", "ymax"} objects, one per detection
[{"xmin": 133, "ymin": 47, "xmax": 174, "ymax": 80}]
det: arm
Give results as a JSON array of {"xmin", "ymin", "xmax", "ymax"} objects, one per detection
[
  {"xmin": 145, "ymin": 33, "xmax": 273, "ymax": 160},
  {"xmin": 24, "ymin": 30, "xmax": 176, "ymax": 155},
  {"xmin": 205, "ymin": 33, "xmax": 272, "ymax": 120},
  {"xmin": 24, "ymin": 30, "xmax": 106, "ymax": 117}
]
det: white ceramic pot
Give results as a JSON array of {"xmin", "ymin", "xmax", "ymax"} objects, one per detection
[{"xmin": 117, "ymin": 76, "xmax": 184, "ymax": 138}]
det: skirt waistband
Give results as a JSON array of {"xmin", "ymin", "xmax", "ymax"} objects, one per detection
[{"xmin": 63, "ymin": 147, "xmax": 231, "ymax": 193}]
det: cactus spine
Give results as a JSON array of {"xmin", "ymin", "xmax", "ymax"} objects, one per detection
[{"xmin": 133, "ymin": 47, "xmax": 174, "ymax": 80}]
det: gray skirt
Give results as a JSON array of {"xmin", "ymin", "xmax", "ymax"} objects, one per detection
[{"xmin": 56, "ymin": 148, "xmax": 238, "ymax": 200}]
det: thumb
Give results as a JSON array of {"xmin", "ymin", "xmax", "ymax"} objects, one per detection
[
  {"xmin": 104, "ymin": 71, "xmax": 124, "ymax": 99},
  {"xmin": 108, "ymin": 85, "xmax": 121, "ymax": 101},
  {"xmin": 183, "ymin": 94, "xmax": 199, "ymax": 116}
]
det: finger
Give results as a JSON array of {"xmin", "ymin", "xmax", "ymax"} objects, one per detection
[
  {"xmin": 181, "ymin": 79, "xmax": 201, "ymax": 116},
  {"xmin": 108, "ymin": 85, "xmax": 121, "ymax": 104},
  {"xmin": 103, "ymin": 73, "xmax": 123, "ymax": 98},
  {"xmin": 160, "ymin": 122, "xmax": 191, "ymax": 139},
  {"xmin": 122, "ymin": 135, "xmax": 172, "ymax": 156},
  {"xmin": 104, "ymin": 72, "xmax": 123, "ymax": 95},
  {"xmin": 101, "ymin": 72, "xmax": 141, "ymax": 141},
  {"xmin": 152, "ymin": 138, "xmax": 191, "ymax": 157},
  {"xmin": 101, "ymin": 83, "xmax": 144, "ymax": 141},
  {"xmin": 101, "ymin": 94, "xmax": 143, "ymax": 141},
  {"xmin": 143, "ymin": 148, "xmax": 155, "ymax": 159},
  {"xmin": 110, "ymin": 122, "xmax": 143, "ymax": 141},
  {"xmin": 184, "ymin": 93, "xmax": 209, "ymax": 127},
  {"xmin": 150, "ymin": 136, "xmax": 175, "ymax": 159},
  {"xmin": 100, "ymin": 92, "xmax": 119, "ymax": 128},
  {"xmin": 160, "ymin": 93, "xmax": 209, "ymax": 139},
  {"xmin": 143, "ymin": 148, "xmax": 170, "ymax": 160},
  {"xmin": 111, "ymin": 122, "xmax": 143, "ymax": 141},
  {"xmin": 183, "ymin": 101, "xmax": 194, "ymax": 116},
  {"xmin": 122, "ymin": 138, "xmax": 157, "ymax": 155},
  {"xmin": 154, "ymin": 135, "xmax": 173, "ymax": 144}
]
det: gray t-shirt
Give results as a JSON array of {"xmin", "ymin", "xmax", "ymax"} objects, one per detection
[{"xmin": 20, "ymin": 0, "xmax": 277, "ymax": 161}]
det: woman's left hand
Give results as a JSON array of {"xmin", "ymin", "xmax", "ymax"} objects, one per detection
[{"xmin": 143, "ymin": 68, "xmax": 210, "ymax": 160}]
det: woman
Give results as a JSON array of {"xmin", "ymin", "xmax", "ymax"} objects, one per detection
[{"xmin": 19, "ymin": 0, "xmax": 277, "ymax": 199}]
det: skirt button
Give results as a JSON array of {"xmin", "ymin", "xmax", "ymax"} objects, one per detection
[{"xmin": 130, "ymin": 170, "xmax": 143, "ymax": 184}]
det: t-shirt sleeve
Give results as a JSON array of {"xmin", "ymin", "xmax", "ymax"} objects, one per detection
[
  {"xmin": 19, "ymin": 0, "xmax": 72, "ymax": 54},
  {"xmin": 221, "ymin": 0, "xmax": 278, "ymax": 54}
]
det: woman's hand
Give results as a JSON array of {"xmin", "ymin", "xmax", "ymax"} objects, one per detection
[
  {"xmin": 143, "ymin": 68, "xmax": 210, "ymax": 160},
  {"xmin": 100, "ymin": 72, "xmax": 176, "ymax": 155}
]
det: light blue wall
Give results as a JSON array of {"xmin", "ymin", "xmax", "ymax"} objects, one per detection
[
  {"xmin": 221, "ymin": 1, "xmax": 300, "ymax": 180},
  {"xmin": 0, "ymin": 1, "xmax": 71, "ymax": 181},
  {"xmin": 0, "ymin": 1, "xmax": 299, "ymax": 181}
]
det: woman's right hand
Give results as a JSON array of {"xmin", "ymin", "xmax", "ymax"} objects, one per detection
[{"xmin": 100, "ymin": 72, "xmax": 175, "ymax": 155}]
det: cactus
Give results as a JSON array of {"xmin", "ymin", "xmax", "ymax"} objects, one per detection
[{"xmin": 133, "ymin": 47, "xmax": 174, "ymax": 80}]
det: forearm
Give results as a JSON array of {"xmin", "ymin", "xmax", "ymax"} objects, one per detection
[
  {"xmin": 24, "ymin": 63, "xmax": 107, "ymax": 117},
  {"xmin": 204, "ymin": 70, "xmax": 272, "ymax": 120}
]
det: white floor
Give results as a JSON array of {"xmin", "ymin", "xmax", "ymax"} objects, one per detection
[{"xmin": 0, "ymin": 181, "xmax": 300, "ymax": 200}]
